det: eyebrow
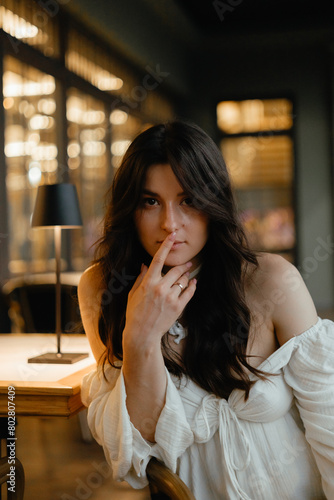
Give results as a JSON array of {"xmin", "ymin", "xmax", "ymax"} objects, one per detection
[{"xmin": 142, "ymin": 189, "xmax": 187, "ymax": 197}]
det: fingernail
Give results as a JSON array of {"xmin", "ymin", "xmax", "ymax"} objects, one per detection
[
  {"xmin": 169, "ymin": 232, "xmax": 177, "ymax": 240},
  {"xmin": 186, "ymin": 261, "xmax": 192, "ymax": 268},
  {"xmin": 193, "ymin": 278, "xmax": 197, "ymax": 285}
]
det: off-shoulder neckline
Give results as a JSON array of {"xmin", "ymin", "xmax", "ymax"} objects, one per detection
[
  {"xmin": 172, "ymin": 317, "xmax": 325, "ymax": 401},
  {"xmin": 255, "ymin": 316, "xmax": 322, "ymax": 372}
]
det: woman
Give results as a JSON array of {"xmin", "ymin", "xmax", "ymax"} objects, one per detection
[{"xmin": 79, "ymin": 121, "xmax": 334, "ymax": 499}]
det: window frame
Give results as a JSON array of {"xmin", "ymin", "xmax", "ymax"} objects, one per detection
[{"xmin": 216, "ymin": 95, "xmax": 298, "ymax": 263}]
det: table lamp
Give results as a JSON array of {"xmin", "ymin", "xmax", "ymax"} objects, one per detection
[{"xmin": 28, "ymin": 183, "xmax": 89, "ymax": 364}]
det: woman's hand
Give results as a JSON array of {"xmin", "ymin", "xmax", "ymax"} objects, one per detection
[
  {"xmin": 123, "ymin": 232, "xmax": 197, "ymax": 346},
  {"xmin": 123, "ymin": 232, "xmax": 196, "ymax": 440}
]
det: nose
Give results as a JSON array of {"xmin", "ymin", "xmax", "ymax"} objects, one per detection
[{"xmin": 160, "ymin": 204, "xmax": 180, "ymax": 233}]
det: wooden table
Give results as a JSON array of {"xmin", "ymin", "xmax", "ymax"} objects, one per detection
[
  {"xmin": 0, "ymin": 334, "xmax": 96, "ymax": 418},
  {"xmin": 0, "ymin": 334, "xmax": 96, "ymax": 499}
]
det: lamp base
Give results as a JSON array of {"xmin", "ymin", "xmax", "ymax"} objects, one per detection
[{"xmin": 28, "ymin": 352, "xmax": 89, "ymax": 364}]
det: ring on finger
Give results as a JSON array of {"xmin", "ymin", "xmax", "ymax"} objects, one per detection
[{"xmin": 173, "ymin": 282, "xmax": 185, "ymax": 291}]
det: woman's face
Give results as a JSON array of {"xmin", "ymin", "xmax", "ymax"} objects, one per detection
[{"xmin": 135, "ymin": 163, "xmax": 209, "ymax": 272}]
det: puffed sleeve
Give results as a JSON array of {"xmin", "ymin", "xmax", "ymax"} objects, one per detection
[
  {"xmin": 283, "ymin": 318, "xmax": 334, "ymax": 498},
  {"xmin": 80, "ymin": 364, "xmax": 194, "ymax": 489}
]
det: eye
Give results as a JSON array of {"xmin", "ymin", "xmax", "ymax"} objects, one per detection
[
  {"xmin": 181, "ymin": 197, "xmax": 194, "ymax": 206},
  {"xmin": 142, "ymin": 197, "xmax": 158, "ymax": 206}
]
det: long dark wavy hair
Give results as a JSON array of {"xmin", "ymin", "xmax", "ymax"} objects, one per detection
[{"xmin": 93, "ymin": 120, "xmax": 267, "ymax": 400}]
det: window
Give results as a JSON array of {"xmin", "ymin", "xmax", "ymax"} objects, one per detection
[
  {"xmin": 0, "ymin": 0, "xmax": 60, "ymax": 57},
  {"xmin": 3, "ymin": 56, "xmax": 57, "ymax": 274},
  {"xmin": 0, "ymin": 0, "xmax": 175, "ymax": 280},
  {"xmin": 66, "ymin": 89, "xmax": 109, "ymax": 266},
  {"xmin": 66, "ymin": 28, "xmax": 128, "ymax": 96},
  {"xmin": 217, "ymin": 98, "xmax": 295, "ymax": 261}
]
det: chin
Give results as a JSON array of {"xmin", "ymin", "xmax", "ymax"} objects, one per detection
[{"xmin": 164, "ymin": 256, "xmax": 188, "ymax": 268}]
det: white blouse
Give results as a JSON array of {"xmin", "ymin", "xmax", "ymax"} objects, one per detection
[{"xmin": 81, "ymin": 317, "xmax": 334, "ymax": 499}]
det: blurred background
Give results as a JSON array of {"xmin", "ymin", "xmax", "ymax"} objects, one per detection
[
  {"xmin": 1, "ymin": 0, "xmax": 334, "ymax": 309},
  {"xmin": 0, "ymin": 0, "xmax": 334, "ymax": 497}
]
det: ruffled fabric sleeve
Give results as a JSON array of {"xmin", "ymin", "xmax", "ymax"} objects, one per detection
[
  {"xmin": 282, "ymin": 318, "xmax": 334, "ymax": 498},
  {"xmin": 80, "ymin": 365, "xmax": 194, "ymax": 489}
]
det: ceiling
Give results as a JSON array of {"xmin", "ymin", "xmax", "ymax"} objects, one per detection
[{"xmin": 174, "ymin": 0, "xmax": 334, "ymax": 36}]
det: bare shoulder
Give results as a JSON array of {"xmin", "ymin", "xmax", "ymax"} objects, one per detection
[
  {"xmin": 245, "ymin": 252, "xmax": 295, "ymax": 300},
  {"xmin": 247, "ymin": 252, "xmax": 318, "ymax": 345},
  {"xmin": 78, "ymin": 263, "xmax": 106, "ymax": 362},
  {"xmin": 251, "ymin": 251, "xmax": 293, "ymax": 278},
  {"xmin": 78, "ymin": 263, "xmax": 104, "ymax": 297},
  {"xmin": 249, "ymin": 252, "xmax": 305, "ymax": 292}
]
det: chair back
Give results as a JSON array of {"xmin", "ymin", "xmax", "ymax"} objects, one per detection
[
  {"xmin": 147, "ymin": 458, "xmax": 196, "ymax": 500},
  {"xmin": 2, "ymin": 276, "xmax": 83, "ymax": 333}
]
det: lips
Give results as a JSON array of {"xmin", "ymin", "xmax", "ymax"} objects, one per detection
[{"xmin": 157, "ymin": 240, "xmax": 184, "ymax": 245}]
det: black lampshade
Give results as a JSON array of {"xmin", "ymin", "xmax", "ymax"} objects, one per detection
[{"xmin": 31, "ymin": 183, "xmax": 83, "ymax": 228}]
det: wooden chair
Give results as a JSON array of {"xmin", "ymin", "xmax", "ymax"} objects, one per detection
[
  {"xmin": 147, "ymin": 458, "xmax": 196, "ymax": 500},
  {"xmin": 2, "ymin": 279, "xmax": 82, "ymax": 334},
  {"xmin": 0, "ymin": 290, "xmax": 11, "ymax": 333}
]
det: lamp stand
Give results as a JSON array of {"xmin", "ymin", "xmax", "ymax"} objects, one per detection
[{"xmin": 28, "ymin": 227, "xmax": 88, "ymax": 364}]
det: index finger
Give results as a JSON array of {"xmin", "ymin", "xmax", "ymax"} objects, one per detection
[{"xmin": 148, "ymin": 232, "xmax": 177, "ymax": 277}]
